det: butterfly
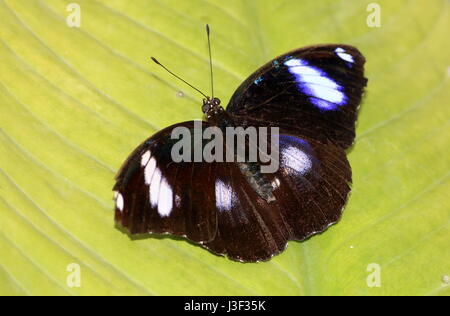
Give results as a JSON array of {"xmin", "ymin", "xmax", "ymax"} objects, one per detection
[{"xmin": 113, "ymin": 26, "xmax": 367, "ymax": 262}]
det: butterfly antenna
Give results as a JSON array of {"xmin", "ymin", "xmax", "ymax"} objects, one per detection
[
  {"xmin": 206, "ymin": 24, "xmax": 214, "ymax": 99},
  {"xmin": 150, "ymin": 57, "xmax": 208, "ymax": 99}
]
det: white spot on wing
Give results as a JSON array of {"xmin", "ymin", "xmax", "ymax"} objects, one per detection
[
  {"xmin": 114, "ymin": 191, "xmax": 124, "ymax": 212},
  {"xmin": 141, "ymin": 150, "xmax": 151, "ymax": 166},
  {"xmin": 157, "ymin": 177, "xmax": 173, "ymax": 217},
  {"xmin": 335, "ymin": 47, "xmax": 354, "ymax": 63},
  {"xmin": 284, "ymin": 58, "xmax": 346, "ymax": 109},
  {"xmin": 296, "ymin": 72, "xmax": 340, "ymax": 89},
  {"xmin": 281, "ymin": 145, "xmax": 312, "ymax": 175},
  {"xmin": 215, "ymin": 179, "xmax": 233, "ymax": 212},
  {"xmin": 145, "ymin": 157, "xmax": 157, "ymax": 185},
  {"xmin": 149, "ymin": 167, "xmax": 162, "ymax": 207}
]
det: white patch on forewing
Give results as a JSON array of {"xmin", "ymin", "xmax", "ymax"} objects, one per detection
[
  {"xmin": 215, "ymin": 179, "xmax": 233, "ymax": 212},
  {"xmin": 281, "ymin": 145, "xmax": 312, "ymax": 175},
  {"xmin": 157, "ymin": 177, "xmax": 173, "ymax": 217},
  {"xmin": 115, "ymin": 191, "xmax": 124, "ymax": 212},
  {"xmin": 141, "ymin": 150, "xmax": 151, "ymax": 167},
  {"xmin": 149, "ymin": 167, "xmax": 162, "ymax": 207},
  {"xmin": 145, "ymin": 157, "xmax": 157, "ymax": 185},
  {"xmin": 284, "ymin": 58, "xmax": 346, "ymax": 108},
  {"xmin": 335, "ymin": 47, "xmax": 354, "ymax": 63}
]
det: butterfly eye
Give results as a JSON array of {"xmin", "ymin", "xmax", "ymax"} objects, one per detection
[
  {"xmin": 213, "ymin": 98, "xmax": 221, "ymax": 105},
  {"xmin": 202, "ymin": 101, "xmax": 210, "ymax": 113}
]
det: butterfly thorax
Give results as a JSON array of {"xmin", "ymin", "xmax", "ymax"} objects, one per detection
[
  {"xmin": 202, "ymin": 97, "xmax": 277, "ymax": 203},
  {"xmin": 202, "ymin": 97, "xmax": 222, "ymax": 121}
]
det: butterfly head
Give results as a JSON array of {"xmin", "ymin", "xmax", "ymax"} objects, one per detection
[{"xmin": 202, "ymin": 97, "xmax": 223, "ymax": 119}]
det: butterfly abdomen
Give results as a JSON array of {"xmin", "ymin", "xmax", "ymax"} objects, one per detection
[{"xmin": 238, "ymin": 162, "xmax": 276, "ymax": 203}]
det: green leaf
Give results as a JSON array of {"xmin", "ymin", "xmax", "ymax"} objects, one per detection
[{"xmin": 0, "ymin": 0, "xmax": 449, "ymax": 296}]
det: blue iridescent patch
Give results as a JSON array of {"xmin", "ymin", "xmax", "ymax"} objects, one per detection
[
  {"xmin": 280, "ymin": 135, "xmax": 311, "ymax": 148},
  {"xmin": 284, "ymin": 58, "xmax": 347, "ymax": 110},
  {"xmin": 254, "ymin": 77, "xmax": 263, "ymax": 85}
]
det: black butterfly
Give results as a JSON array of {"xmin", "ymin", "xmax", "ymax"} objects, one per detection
[{"xmin": 113, "ymin": 29, "xmax": 367, "ymax": 262}]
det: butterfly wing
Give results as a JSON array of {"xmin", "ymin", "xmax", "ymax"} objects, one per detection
[
  {"xmin": 202, "ymin": 161, "xmax": 290, "ymax": 262},
  {"xmin": 113, "ymin": 121, "xmax": 218, "ymax": 242},
  {"xmin": 274, "ymin": 134, "xmax": 351, "ymax": 239},
  {"xmin": 203, "ymin": 134, "xmax": 351, "ymax": 262},
  {"xmin": 113, "ymin": 120, "xmax": 291, "ymax": 261},
  {"xmin": 226, "ymin": 44, "xmax": 367, "ymax": 149}
]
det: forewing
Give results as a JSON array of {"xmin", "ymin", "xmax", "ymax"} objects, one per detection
[
  {"xmin": 227, "ymin": 44, "xmax": 367, "ymax": 149},
  {"xmin": 113, "ymin": 121, "xmax": 218, "ymax": 242}
]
